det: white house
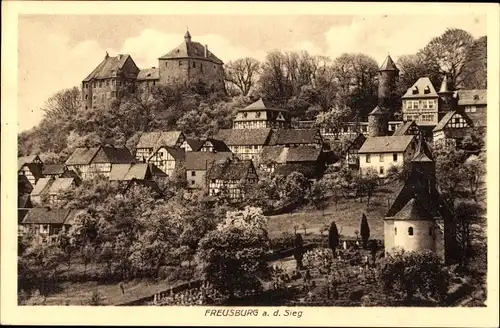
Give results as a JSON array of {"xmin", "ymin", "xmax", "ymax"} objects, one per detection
[{"xmin": 358, "ymin": 135, "xmax": 416, "ymax": 177}]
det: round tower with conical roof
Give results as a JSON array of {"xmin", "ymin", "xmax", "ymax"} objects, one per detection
[
  {"xmin": 438, "ymin": 74, "xmax": 457, "ymax": 114},
  {"xmin": 378, "ymin": 54, "xmax": 399, "ymax": 111},
  {"xmin": 368, "ymin": 106, "xmax": 388, "ymax": 137}
]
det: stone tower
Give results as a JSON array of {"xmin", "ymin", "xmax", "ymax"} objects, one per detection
[
  {"xmin": 378, "ymin": 54, "xmax": 399, "ymax": 112},
  {"xmin": 367, "ymin": 106, "xmax": 388, "ymax": 137},
  {"xmin": 438, "ymin": 74, "xmax": 457, "ymax": 114}
]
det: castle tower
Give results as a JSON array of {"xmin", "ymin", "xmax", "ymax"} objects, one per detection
[
  {"xmin": 378, "ymin": 54, "xmax": 399, "ymax": 114},
  {"xmin": 184, "ymin": 30, "xmax": 192, "ymax": 43},
  {"xmin": 438, "ymin": 74, "xmax": 457, "ymax": 114},
  {"xmin": 368, "ymin": 106, "xmax": 388, "ymax": 137}
]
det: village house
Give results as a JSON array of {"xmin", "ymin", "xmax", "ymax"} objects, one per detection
[
  {"xmin": 18, "ymin": 155, "xmax": 44, "ymax": 187},
  {"xmin": 401, "ymin": 77, "xmax": 440, "ymax": 127},
  {"xmin": 456, "ymin": 89, "xmax": 487, "ymax": 128},
  {"xmin": 358, "ymin": 135, "xmax": 416, "ymax": 177},
  {"xmin": 384, "ymin": 138, "xmax": 458, "ymax": 264},
  {"xmin": 41, "ymin": 163, "xmax": 69, "ymax": 178},
  {"xmin": 20, "ymin": 207, "xmax": 84, "ymax": 243},
  {"xmin": 65, "ymin": 145, "xmax": 135, "ymax": 180},
  {"xmin": 214, "ymin": 128, "xmax": 272, "ymax": 164},
  {"xmin": 392, "ymin": 120, "xmax": 421, "ymax": 137},
  {"xmin": 259, "ymin": 145, "xmax": 325, "ymax": 180},
  {"xmin": 109, "ymin": 163, "xmax": 167, "ymax": 181},
  {"xmin": 30, "ymin": 177, "xmax": 79, "ymax": 206},
  {"xmin": 135, "ymin": 131, "xmax": 186, "ymax": 162},
  {"xmin": 433, "ymin": 111, "xmax": 474, "ymax": 147},
  {"xmin": 180, "ymin": 137, "xmax": 230, "ymax": 153},
  {"xmin": 207, "ymin": 158, "xmax": 259, "ymax": 199},
  {"xmin": 233, "ymin": 98, "xmax": 291, "ymax": 130},
  {"xmin": 185, "ymin": 151, "xmax": 234, "ymax": 189},
  {"xmin": 343, "ymin": 133, "xmax": 367, "ymax": 168},
  {"xmin": 147, "ymin": 146, "xmax": 186, "ymax": 177}
]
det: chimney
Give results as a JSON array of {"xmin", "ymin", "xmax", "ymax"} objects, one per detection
[{"xmin": 204, "ymin": 45, "xmax": 208, "ymax": 58}]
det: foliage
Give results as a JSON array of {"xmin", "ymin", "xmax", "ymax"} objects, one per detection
[
  {"xmin": 378, "ymin": 249, "xmax": 450, "ymax": 303},
  {"xmin": 360, "ymin": 213, "xmax": 370, "ymax": 249},
  {"xmin": 224, "ymin": 57, "xmax": 261, "ymax": 96},
  {"xmin": 196, "ymin": 206, "xmax": 271, "ymax": 299},
  {"xmin": 328, "ymin": 221, "xmax": 340, "ymax": 254}
]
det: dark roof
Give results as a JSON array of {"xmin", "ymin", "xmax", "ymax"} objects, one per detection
[
  {"xmin": 205, "ymin": 138, "xmax": 230, "ymax": 152},
  {"xmin": 239, "ymin": 98, "xmax": 287, "ymax": 112},
  {"xmin": 185, "ymin": 151, "xmax": 234, "ymax": 170},
  {"xmin": 148, "ymin": 163, "xmax": 168, "ymax": 177},
  {"xmin": 393, "ymin": 121, "xmax": 416, "ymax": 136},
  {"xmin": 18, "ymin": 175, "xmax": 33, "ymax": 195},
  {"xmin": 402, "ymin": 77, "xmax": 439, "ymax": 99},
  {"xmin": 149, "ymin": 146, "xmax": 186, "ymax": 162},
  {"xmin": 274, "ymin": 163, "xmax": 323, "ymax": 179},
  {"xmin": 457, "ymin": 89, "xmax": 487, "ymax": 106},
  {"xmin": 18, "ymin": 209, "xmax": 30, "ymax": 224},
  {"xmin": 260, "ymin": 145, "xmax": 322, "ymax": 164},
  {"xmin": 136, "ymin": 131, "xmax": 184, "ymax": 149},
  {"xmin": 123, "ymin": 179, "xmax": 163, "ymax": 196},
  {"xmin": 214, "ymin": 128, "xmax": 272, "ymax": 146},
  {"xmin": 207, "ymin": 160, "xmax": 256, "ymax": 180},
  {"xmin": 83, "ymin": 54, "xmax": 136, "ymax": 82},
  {"xmin": 18, "ymin": 155, "xmax": 42, "ymax": 171},
  {"xmin": 66, "ymin": 146, "xmax": 135, "ymax": 165},
  {"xmin": 185, "ymin": 138, "xmax": 206, "ymax": 152},
  {"xmin": 412, "ymin": 137, "xmax": 434, "ymax": 163},
  {"xmin": 110, "ymin": 164, "xmax": 150, "ymax": 181},
  {"xmin": 42, "ymin": 164, "xmax": 66, "ymax": 176},
  {"xmin": 433, "ymin": 111, "xmax": 473, "ymax": 132},
  {"xmin": 391, "ymin": 198, "xmax": 435, "ymax": 221},
  {"xmin": 137, "ymin": 68, "xmax": 159, "ymax": 81},
  {"xmin": 159, "ymin": 38, "xmax": 223, "ymax": 65},
  {"xmin": 18, "ymin": 195, "xmax": 32, "ymax": 208},
  {"xmin": 268, "ymin": 129, "xmax": 322, "ymax": 146},
  {"xmin": 379, "ymin": 55, "xmax": 399, "ymax": 71},
  {"xmin": 22, "ymin": 207, "xmax": 73, "ymax": 225},
  {"xmin": 358, "ymin": 135, "xmax": 414, "ymax": 153},
  {"xmin": 19, "ymin": 163, "xmax": 44, "ymax": 180}
]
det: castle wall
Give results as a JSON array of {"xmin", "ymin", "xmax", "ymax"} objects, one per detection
[{"xmin": 158, "ymin": 58, "xmax": 225, "ymax": 92}]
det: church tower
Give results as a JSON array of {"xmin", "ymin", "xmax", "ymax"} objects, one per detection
[{"xmin": 438, "ymin": 74, "xmax": 457, "ymax": 116}]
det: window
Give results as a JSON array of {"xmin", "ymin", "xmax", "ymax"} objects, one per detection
[
  {"xmin": 366, "ymin": 154, "xmax": 371, "ymax": 163},
  {"xmin": 379, "ymin": 154, "xmax": 384, "ymax": 162},
  {"xmin": 243, "ymin": 113, "xmax": 248, "ymax": 118},
  {"xmin": 191, "ymin": 180, "xmax": 195, "ymax": 185},
  {"xmin": 191, "ymin": 171, "xmax": 196, "ymax": 177},
  {"xmin": 408, "ymin": 227, "xmax": 414, "ymax": 236},
  {"xmin": 428, "ymin": 100, "xmax": 435, "ymax": 109},
  {"xmin": 211, "ymin": 179, "xmax": 216, "ymax": 183},
  {"xmin": 165, "ymin": 62, "xmax": 168, "ymax": 67},
  {"xmin": 379, "ymin": 166, "xmax": 384, "ymax": 175},
  {"xmin": 393, "ymin": 153, "xmax": 398, "ymax": 162},
  {"xmin": 429, "ymin": 227, "xmax": 433, "ymax": 236},
  {"xmin": 179, "ymin": 61, "xmax": 182, "ymax": 66},
  {"xmin": 193, "ymin": 61, "xmax": 196, "ymax": 68},
  {"xmin": 395, "ymin": 227, "xmax": 397, "ymax": 235},
  {"xmin": 465, "ymin": 106, "xmax": 477, "ymax": 113},
  {"xmin": 153, "ymin": 81, "xmax": 156, "ymax": 86},
  {"xmin": 454, "ymin": 117, "xmax": 460, "ymax": 124},
  {"xmin": 85, "ymin": 95, "xmax": 88, "ymax": 100},
  {"xmin": 255, "ymin": 111, "xmax": 261, "ymax": 118}
]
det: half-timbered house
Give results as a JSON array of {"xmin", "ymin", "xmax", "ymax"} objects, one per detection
[
  {"xmin": 207, "ymin": 159, "xmax": 258, "ymax": 199},
  {"xmin": 147, "ymin": 146, "xmax": 186, "ymax": 176},
  {"xmin": 433, "ymin": 111, "xmax": 474, "ymax": 147},
  {"xmin": 185, "ymin": 151, "xmax": 234, "ymax": 189},
  {"xmin": 30, "ymin": 177, "xmax": 79, "ymax": 205},
  {"xmin": 214, "ymin": 128, "xmax": 272, "ymax": 164},
  {"xmin": 135, "ymin": 131, "xmax": 185, "ymax": 162},
  {"xmin": 18, "ymin": 155, "xmax": 44, "ymax": 187}
]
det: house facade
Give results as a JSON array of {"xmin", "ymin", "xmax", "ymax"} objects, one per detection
[
  {"xmin": 207, "ymin": 159, "xmax": 258, "ymax": 199},
  {"xmin": 185, "ymin": 151, "xmax": 234, "ymax": 189},
  {"xmin": 214, "ymin": 128, "xmax": 272, "ymax": 164},
  {"xmin": 358, "ymin": 135, "xmax": 416, "ymax": 177},
  {"xmin": 344, "ymin": 133, "xmax": 367, "ymax": 168},
  {"xmin": 233, "ymin": 98, "xmax": 291, "ymax": 130},
  {"xmin": 456, "ymin": 89, "xmax": 487, "ymax": 128},
  {"xmin": 433, "ymin": 111, "xmax": 474, "ymax": 147},
  {"xmin": 65, "ymin": 145, "xmax": 136, "ymax": 180},
  {"xmin": 18, "ymin": 155, "xmax": 44, "ymax": 187},
  {"xmin": 401, "ymin": 77, "xmax": 440, "ymax": 126},
  {"xmin": 20, "ymin": 208, "xmax": 82, "ymax": 243},
  {"xmin": 30, "ymin": 177, "xmax": 78, "ymax": 205},
  {"xmin": 147, "ymin": 146, "xmax": 186, "ymax": 177},
  {"xmin": 135, "ymin": 131, "xmax": 186, "ymax": 162}
]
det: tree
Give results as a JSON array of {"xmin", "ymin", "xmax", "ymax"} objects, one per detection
[
  {"xmin": 378, "ymin": 250, "xmax": 450, "ymax": 304},
  {"xmin": 453, "ymin": 199, "xmax": 484, "ymax": 265},
  {"xmin": 461, "ymin": 155, "xmax": 485, "ymax": 203},
  {"xmin": 328, "ymin": 221, "xmax": 340, "ymax": 256},
  {"xmin": 308, "ymin": 178, "xmax": 329, "ymax": 215},
  {"xmin": 196, "ymin": 206, "xmax": 271, "ymax": 300},
  {"xmin": 396, "ymin": 54, "xmax": 442, "ymax": 96},
  {"xmin": 315, "ymin": 106, "xmax": 350, "ymax": 139},
  {"xmin": 420, "ymin": 28, "xmax": 475, "ymax": 89},
  {"xmin": 360, "ymin": 213, "xmax": 370, "ymax": 249},
  {"xmin": 358, "ymin": 168, "xmax": 379, "ymax": 206},
  {"xmin": 293, "ymin": 233, "xmax": 305, "ymax": 269},
  {"xmin": 275, "ymin": 171, "xmax": 310, "ymax": 211},
  {"xmin": 461, "ymin": 36, "xmax": 487, "ymax": 90},
  {"xmin": 224, "ymin": 58, "xmax": 261, "ymax": 96}
]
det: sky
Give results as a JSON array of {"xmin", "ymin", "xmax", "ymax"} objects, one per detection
[{"xmin": 17, "ymin": 14, "xmax": 486, "ymax": 132}]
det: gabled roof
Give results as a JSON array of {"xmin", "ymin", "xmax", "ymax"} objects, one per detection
[
  {"xmin": 438, "ymin": 75, "xmax": 454, "ymax": 93},
  {"xmin": 110, "ymin": 163, "xmax": 149, "ymax": 181},
  {"xmin": 402, "ymin": 77, "xmax": 439, "ymax": 99},
  {"xmin": 260, "ymin": 145, "xmax": 322, "ymax": 164},
  {"xmin": 273, "ymin": 163, "xmax": 323, "ymax": 179},
  {"xmin": 411, "ymin": 136, "xmax": 434, "ymax": 163},
  {"xmin": 379, "ymin": 55, "xmax": 399, "ymax": 72},
  {"xmin": 184, "ymin": 138, "xmax": 206, "ymax": 152},
  {"xmin": 158, "ymin": 38, "xmax": 223, "ymax": 65},
  {"xmin": 149, "ymin": 146, "xmax": 186, "ymax": 162},
  {"xmin": 83, "ymin": 54, "xmax": 137, "ymax": 82},
  {"xmin": 18, "ymin": 194, "xmax": 32, "ymax": 208},
  {"xmin": 239, "ymin": 98, "xmax": 288, "ymax": 112},
  {"xmin": 207, "ymin": 160, "xmax": 256, "ymax": 180},
  {"xmin": 122, "ymin": 179, "xmax": 163, "ymax": 196},
  {"xmin": 185, "ymin": 151, "xmax": 234, "ymax": 170},
  {"xmin": 214, "ymin": 128, "xmax": 272, "ymax": 146},
  {"xmin": 136, "ymin": 131, "xmax": 184, "ymax": 149},
  {"xmin": 391, "ymin": 198, "xmax": 435, "ymax": 221},
  {"xmin": 18, "ymin": 209, "xmax": 30, "ymax": 224},
  {"xmin": 369, "ymin": 106, "xmax": 384, "ymax": 115},
  {"xmin": 65, "ymin": 146, "xmax": 135, "ymax": 165},
  {"xmin": 22, "ymin": 207, "xmax": 73, "ymax": 225},
  {"xmin": 42, "ymin": 164, "xmax": 67, "ymax": 176},
  {"xmin": 457, "ymin": 89, "xmax": 487, "ymax": 106},
  {"xmin": 268, "ymin": 129, "xmax": 322, "ymax": 146},
  {"xmin": 18, "ymin": 175, "xmax": 33, "ymax": 195},
  {"xmin": 30, "ymin": 178, "xmax": 53, "ymax": 196},
  {"xmin": 393, "ymin": 121, "xmax": 417, "ymax": 136},
  {"xmin": 136, "ymin": 68, "xmax": 159, "ymax": 81},
  {"xmin": 18, "ymin": 155, "xmax": 42, "ymax": 171},
  {"xmin": 19, "ymin": 163, "xmax": 44, "ymax": 180},
  {"xmin": 433, "ymin": 111, "xmax": 473, "ymax": 132},
  {"xmin": 205, "ymin": 138, "xmax": 231, "ymax": 152},
  {"xmin": 358, "ymin": 135, "xmax": 414, "ymax": 153}
]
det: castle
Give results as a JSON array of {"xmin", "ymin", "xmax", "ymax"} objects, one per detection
[{"xmin": 81, "ymin": 30, "xmax": 225, "ymax": 110}]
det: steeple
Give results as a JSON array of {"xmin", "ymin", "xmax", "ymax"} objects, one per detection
[
  {"xmin": 184, "ymin": 29, "xmax": 192, "ymax": 43},
  {"xmin": 379, "ymin": 54, "xmax": 399, "ymax": 72},
  {"xmin": 438, "ymin": 74, "xmax": 453, "ymax": 94},
  {"xmin": 105, "ymin": 51, "xmax": 109, "ymax": 60}
]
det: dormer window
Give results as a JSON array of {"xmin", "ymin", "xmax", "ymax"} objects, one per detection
[
  {"xmin": 412, "ymin": 86, "xmax": 419, "ymax": 95},
  {"xmin": 243, "ymin": 113, "xmax": 248, "ymax": 118},
  {"xmin": 424, "ymin": 86, "xmax": 430, "ymax": 94},
  {"xmin": 255, "ymin": 111, "xmax": 261, "ymax": 118}
]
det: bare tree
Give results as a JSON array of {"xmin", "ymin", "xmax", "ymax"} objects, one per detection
[
  {"xmin": 224, "ymin": 57, "xmax": 261, "ymax": 96},
  {"xmin": 41, "ymin": 86, "xmax": 81, "ymax": 120}
]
